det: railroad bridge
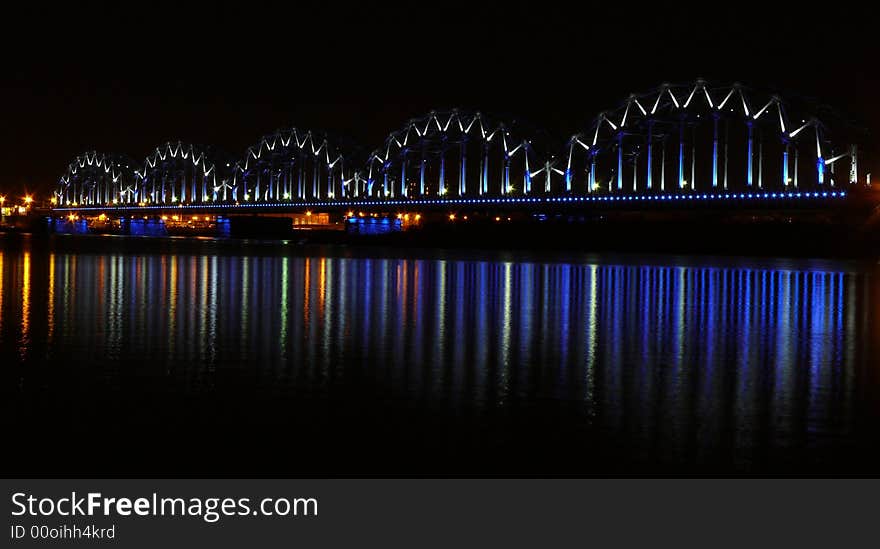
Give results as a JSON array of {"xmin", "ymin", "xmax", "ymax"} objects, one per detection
[{"xmin": 52, "ymin": 80, "xmax": 873, "ymax": 234}]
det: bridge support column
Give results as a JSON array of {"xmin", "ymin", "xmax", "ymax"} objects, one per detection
[
  {"xmin": 438, "ymin": 139, "xmax": 447, "ymax": 196},
  {"xmin": 313, "ymin": 162, "xmax": 319, "ymax": 199},
  {"xmin": 850, "ymin": 144, "xmax": 858, "ymax": 184},
  {"xmin": 480, "ymin": 143, "xmax": 489, "ymax": 195},
  {"xmin": 646, "ymin": 121, "xmax": 653, "ymax": 190},
  {"xmin": 724, "ymin": 120, "xmax": 729, "ymax": 190},
  {"xmin": 298, "ymin": 157, "xmax": 305, "ymax": 199},
  {"xmin": 459, "ymin": 140, "xmax": 467, "ymax": 196},
  {"xmin": 617, "ymin": 133, "xmax": 623, "ymax": 192},
  {"xmin": 587, "ymin": 155, "xmax": 595, "ymax": 193},
  {"xmin": 419, "ymin": 145, "xmax": 426, "ymax": 196},
  {"xmin": 783, "ymin": 143, "xmax": 790, "ymax": 187},
  {"xmin": 758, "ymin": 133, "xmax": 763, "ymax": 189},
  {"xmin": 712, "ymin": 114, "xmax": 719, "ymax": 188},
  {"xmin": 401, "ymin": 149, "xmax": 408, "ymax": 198},
  {"xmin": 661, "ymin": 140, "xmax": 666, "ymax": 192},
  {"xmin": 678, "ymin": 121, "xmax": 685, "ymax": 189},
  {"xmin": 544, "ymin": 162, "xmax": 552, "ymax": 193},
  {"xmin": 632, "ymin": 155, "xmax": 638, "ymax": 192},
  {"xmin": 747, "ymin": 121, "xmax": 754, "ymax": 187},
  {"xmin": 504, "ymin": 154, "xmax": 511, "ymax": 194},
  {"xmin": 831, "ymin": 149, "xmax": 836, "ymax": 187}
]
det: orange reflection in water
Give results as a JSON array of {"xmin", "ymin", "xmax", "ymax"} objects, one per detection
[
  {"xmin": 303, "ymin": 256, "xmax": 311, "ymax": 321},
  {"xmin": 47, "ymin": 253, "xmax": 55, "ymax": 342},
  {"xmin": 20, "ymin": 251, "xmax": 30, "ymax": 358},
  {"xmin": 318, "ymin": 257, "xmax": 326, "ymax": 316}
]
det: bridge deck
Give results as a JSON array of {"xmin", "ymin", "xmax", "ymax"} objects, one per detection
[{"xmin": 51, "ymin": 190, "xmax": 854, "ymax": 216}]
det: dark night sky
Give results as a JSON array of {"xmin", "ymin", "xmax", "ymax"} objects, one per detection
[{"xmin": 2, "ymin": 2, "xmax": 878, "ymax": 197}]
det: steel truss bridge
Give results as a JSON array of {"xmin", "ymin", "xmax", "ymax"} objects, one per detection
[{"xmin": 54, "ymin": 80, "xmax": 867, "ymax": 215}]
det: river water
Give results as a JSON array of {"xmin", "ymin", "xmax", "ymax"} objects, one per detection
[{"xmin": 2, "ymin": 233, "xmax": 879, "ymax": 475}]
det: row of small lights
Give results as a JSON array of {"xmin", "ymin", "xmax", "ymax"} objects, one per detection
[{"xmin": 55, "ymin": 190, "xmax": 847, "ymax": 211}]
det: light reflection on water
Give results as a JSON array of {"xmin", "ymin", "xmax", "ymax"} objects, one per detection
[{"xmin": 1, "ymin": 235, "xmax": 879, "ymax": 473}]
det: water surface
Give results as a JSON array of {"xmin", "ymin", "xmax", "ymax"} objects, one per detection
[{"xmin": 2, "ymin": 234, "xmax": 879, "ymax": 475}]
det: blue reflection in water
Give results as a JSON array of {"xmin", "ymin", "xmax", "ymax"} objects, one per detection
[{"xmin": 1, "ymin": 238, "xmax": 877, "ymax": 472}]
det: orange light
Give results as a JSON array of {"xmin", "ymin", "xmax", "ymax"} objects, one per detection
[
  {"xmin": 306, "ymin": 211, "xmax": 312, "ymax": 217},
  {"xmin": 50, "ymin": 197, "xmax": 58, "ymax": 205},
  {"xmin": 0, "ymin": 196, "xmax": 5, "ymax": 204},
  {"xmin": 415, "ymin": 214, "xmax": 421, "ymax": 221},
  {"xmin": 171, "ymin": 215, "xmax": 179, "ymax": 221},
  {"xmin": 23, "ymin": 195, "xmax": 33, "ymax": 205},
  {"xmin": 192, "ymin": 216, "xmax": 199, "ymax": 221},
  {"xmin": 495, "ymin": 216, "xmax": 501, "ymax": 222},
  {"xmin": 161, "ymin": 215, "xmax": 168, "ymax": 221},
  {"xmin": 396, "ymin": 213, "xmax": 403, "ymax": 219},
  {"xmin": 97, "ymin": 213, "xmax": 107, "ymax": 221},
  {"xmin": 448, "ymin": 214, "xmax": 455, "ymax": 221},
  {"xmin": 347, "ymin": 211, "xmax": 354, "ymax": 217}
]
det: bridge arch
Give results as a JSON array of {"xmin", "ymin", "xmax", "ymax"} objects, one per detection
[
  {"xmin": 365, "ymin": 110, "xmax": 547, "ymax": 199},
  {"xmin": 133, "ymin": 142, "xmax": 223, "ymax": 205},
  {"xmin": 57, "ymin": 152, "xmax": 137, "ymax": 206},
  {"xmin": 232, "ymin": 129, "xmax": 356, "ymax": 203},
  {"xmin": 564, "ymin": 80, "xmax": 856, "ymax": 195}
]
